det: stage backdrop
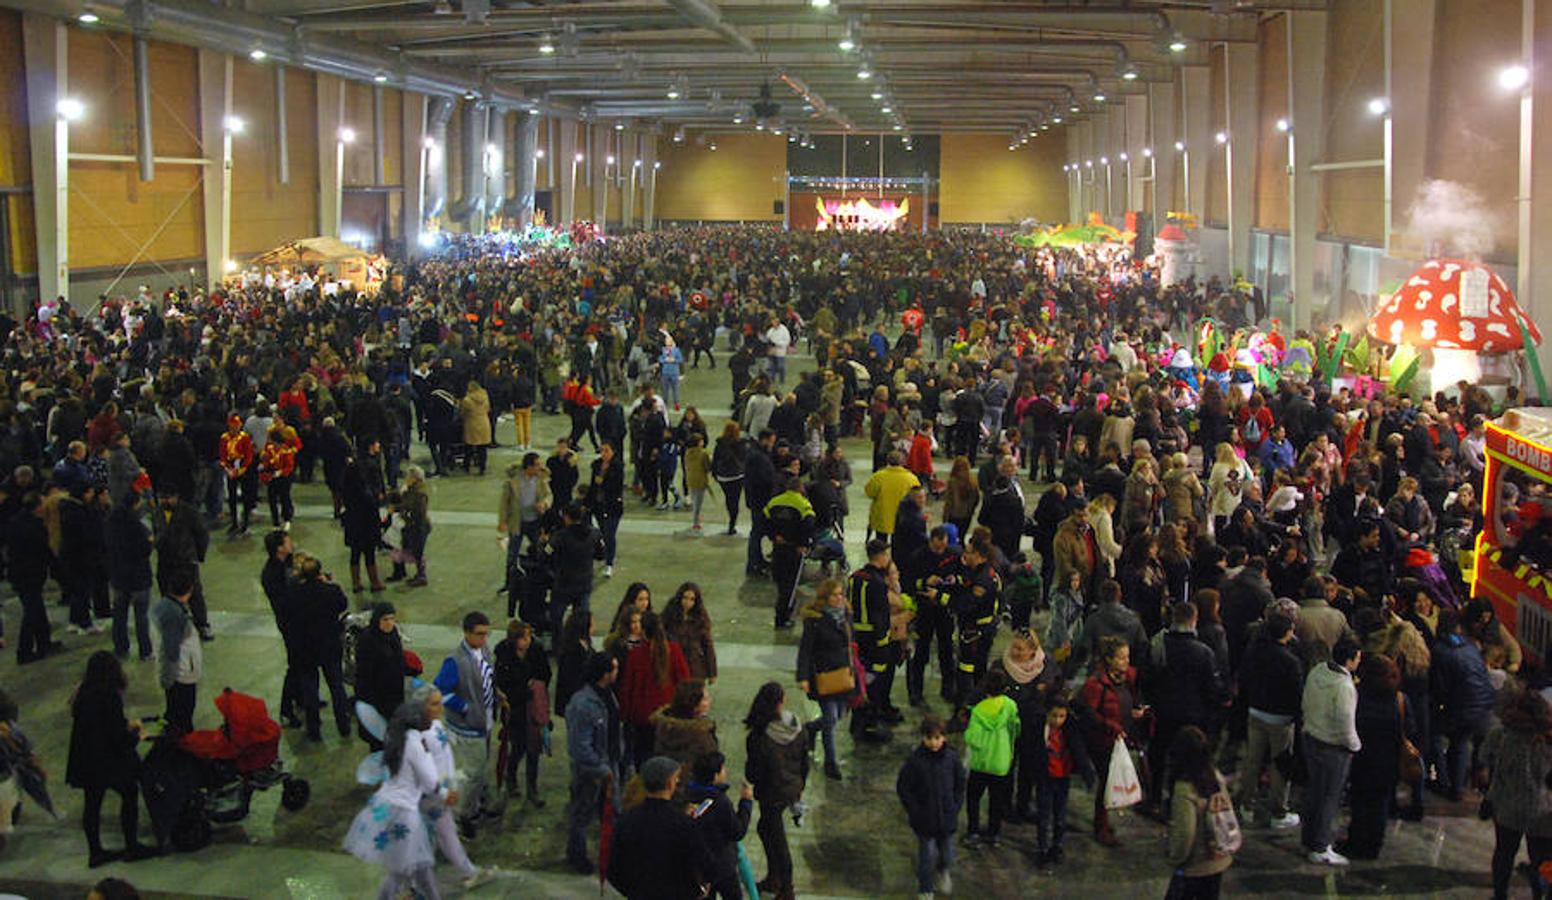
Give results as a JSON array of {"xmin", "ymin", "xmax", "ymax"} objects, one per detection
[{"xmin": 789, "ymin": 192, "xmax": 937, "ymax": 231}]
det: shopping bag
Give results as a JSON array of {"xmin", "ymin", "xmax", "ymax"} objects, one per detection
[{"xmin": 1105, "ymin": 737, "xmax": 1142, "ymax": 810}]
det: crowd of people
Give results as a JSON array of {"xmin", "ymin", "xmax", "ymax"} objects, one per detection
[{"xmin": 0, "ymin": 221, "xmax": 1545, "ymax": 900}]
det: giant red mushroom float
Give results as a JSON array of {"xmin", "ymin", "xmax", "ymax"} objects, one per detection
[{"xmin": 1369, "ymin": 258, "xmax": 1542, "ymax": 394}]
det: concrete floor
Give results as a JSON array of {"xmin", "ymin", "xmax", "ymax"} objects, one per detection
[{"xmin": 0, "ymin": 348, "xmax": 1516, "ymax": 899}]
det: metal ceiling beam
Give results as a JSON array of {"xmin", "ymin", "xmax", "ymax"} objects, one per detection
[
  {"xmin": 662, "ymin": 0, "xmax": 757, "ymax": 55},
  {"xmin": 0, "ymin": 0, "xmax": 575, "ymax": 114}
]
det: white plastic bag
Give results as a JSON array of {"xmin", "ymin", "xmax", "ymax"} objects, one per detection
[{"xmin": 1105, "ymin": 737, "xmax": 1142, "ymax": 810}]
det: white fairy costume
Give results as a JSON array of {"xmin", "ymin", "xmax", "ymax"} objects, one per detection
[{"xmin": 343, "ymin": 727, "xmax": 442, "ymax": 874}]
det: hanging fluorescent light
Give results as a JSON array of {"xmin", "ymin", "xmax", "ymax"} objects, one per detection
[
  {"xmin": 78, "ymin": 12, "xmax": 100, "ymax": 24},
  {"xmin": 248, "ymin": 49, "xmax": 267, "ymax": 62},
  {"xmin": 539, "ymin": 37, "xmax": 556, "ymax": 54}
]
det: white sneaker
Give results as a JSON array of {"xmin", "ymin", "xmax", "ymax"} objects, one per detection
[
  {"xmin": 461, "ymin": 866, "xmax": 498, "ymax": 889},
  {"xmin": 1270, "ymin": 812, "xmax": 1301, "ymax": 830},
  {"xmin": 935, "ymin": 870, "xmax": 952, "ymax": 894},
  {"xmin": 603, "ymin": 565, "xmax": 613, "ymax": 578},
  {"xmin": 1308, "ymin": 847, "xmax": 1349, "ymax": 866},
  {"xmin": 66, "ymin": 624, "xmax": 85, "ymax": 636},
  {"xmin": 86, "ymin": 621, "xmax": 107, "ymax": 635}
]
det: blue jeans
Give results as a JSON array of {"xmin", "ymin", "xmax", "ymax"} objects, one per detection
[
  {"xmin": 768, "ymin": 355, "xmax": 786, "ymax": 384},
  {"xmin": 1036, "ymin": 775, "xmax": 1071, "ymax": 852},
  {"xmin": 746, "ymin": 508, "xmax": 768, "ymax": 572},
  {"xmin": 816, "ymin": 697, "xmax": 845, "ymax": 769},
  {"xmin": 915, "ymin": 833, "xmax": 954, "ymax": 893},
  {"xmin": 660, "ymin": 374, "xmax": 680, "ymax": 407},
  {"xmin": 1444, "ymin": 706, "xmax": 1494, "ymax": 796},
  {"xmin": 1300, "ymin": 735, "xmax": 1354, "ymax": 852},
  {"xmin": 566, "ymin": 767, "xmax": 610, "ymax": 866},
  {"xmin": 112, "ymin": 587, "xmax": 152, "ymax": 659},
  {"xmin": 596, "ymin": 512, "xmax": 621, "ymax": 565}
]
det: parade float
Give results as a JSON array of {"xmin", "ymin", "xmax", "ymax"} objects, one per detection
[
  {"xmin": 1368, "ymin": 258, "xmax": 1545, "ymax": 399},
  {"xmin": 1473, "ymin": 406, "xmax": 1552, "ymax": 658}
]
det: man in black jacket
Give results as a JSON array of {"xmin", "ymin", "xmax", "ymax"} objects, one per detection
[
  {"xmin": 1234, "ymin": 611, "xmax": 1304, "ymax": 829},
  {"xmin": 607, "ymin": 756, "xmax": 719, "ymax": 900},
  {"xmin": 156, "ymin": 488, "xmax": 213, "ymax": 641},
  {"xmin": 105, "ymin": 491, "xmax": 156, "ymax": 661},
  {"xmin": 261, "ymin": 529, "xmax": 302, "ymax": 728},
  {"xmin": 9, "ymin": 492, "xmax": 58, "ymax": 664},
  {"xmin": 546, "ymin": 503, "xmax": 605, "ymax": 639},
  {"xmin": 1144, "ymin": 601, "xmax": 1228, "ymax": 810},
  {"xmin": 1220, "ymin": 556, "xmax": 1275, "ymax": 675},
  {"xmin": 286, "ymin": 554, "xmax": 350, "ymax": 741},
  {"xmin": 744, "ymin": 430, "xmax": 777, "ymax": 576}
]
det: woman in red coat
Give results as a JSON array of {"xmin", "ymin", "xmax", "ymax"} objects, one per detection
[
  {"xmin": 1078, "ymin": 635, "xmax": 1142, "ymax": 848},
  {"xmin": 616, "ymin": 610, "xmax": 689, "ymax": 769}
]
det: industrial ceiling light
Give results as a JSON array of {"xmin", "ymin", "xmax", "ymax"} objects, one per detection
[
  {"xmin": 1093, "ymin": 92, "xmax": 1106, "ymax": 102},
  {"xmin": 56, "ymin": 97, "xmax": 85, "ymax": 121},
  {"xmin": 1069, "ymin": 104, "xmax": 1080, "ymax": 113},
  {"xmin": 535, "ymin": 148, "xmax": 545, "ymax": 159},
  {"xmin": 223, "ymin": 115, "xmax": 245, "ymax": 134},
  {"xmin": 373, "ymin": 74, "xmax": 389, "ymax": 84},
  {"xmin": 838, "ymin": 35, "xmax": 856, "ymax": 51},
  {"xmin": 1174, "ymin": 140, "xmax": 1186, "ymax": 151},
  {"xmin": 673, "ymin": 127, "xmax": 685, "ymax": 142},
  {"xmin": 708, "ymin": 142, "xmax": 717, "ymax": 151},
  {"xmin": 880, "ymin": 106, "xmax": 892, "ymax": 114},
  {"xmin": 1142, "ymin": 146, "xmax": 1153, "ymax": 157},
  {"xmin": 78, "ymin": 12, "xmax": 99, "ymax": 24},
  {"xmin": 857, "ymin": 67, "xmax": 872, "ymax": 80},
  {"xmin": 539, "ymin": 36, "xmax": 555, "ymax": 54},
  {"xmin": 810, "ymin": 0, "xmax": 831, "ymax": 8},
  {"xmin": 1085, "ymin": 159, "xmax": 1093, "ymax": 167},
  {"xmin": 249, "ymin": 49, "xmax": 267, "ymax": 62},
  {"xmin": 1215, "ymin": 131, "xmax": 1229, "ymax": 144},
  {"xmin": 1052, "ymin": 116, "xmax": 1063, "ymax": 124},
  {"xmin": 654, "ymin": 161, "xmax": 661, "ymax": 169},
  {"xmin": 1499, "ymin": 64, "xmax": 1530, "ymax": 90},
  {"xmin": 1275, "ymin": 118, "xmax": 1290, "ymax": 132},
  {"xmin": 1119, "ymin": 152, "xmax": 1128, "ymax": 161},
  {"xmin": 606, "ymin": 154, "xmax": 615, "ymax": 164},
  {"xmin": 423, "ymin": 136, "xmax": 436, "ymax": 150},
  {"xmin": 1367, "ymin": 96, "xmax": 1390, "ymax": 116},
  {"xmin": 1121, "ymin": 66, "xmax": 1138, "ymax": 81},
  {"xmin": 667, "ymin": 86, "xmax": 680, "ymax": 99},
  {"xmin": 1100, "ymin": 156, "xmax": 1108, "ymax": 165},
  {"xmin": 339, "ymin": 127, "xmax": 357, "ymax": 143},
  {"xmin": 733, "ymin": 114, "xmax": 744, "ymax": 124},
  {"xmin": 892, "ymin": 124, "xmax": 902, "ymax": 131},
  {"xmin": 870, "ymin": 91, "xmax": 883, "ymax": 100},
  {"xmin": 1169, "ymin": 38, "xmax": 1188, "ymax": 53},
  {"xmin": 614, "ymin": 121, "xmax": 625, "ymax": 131}
]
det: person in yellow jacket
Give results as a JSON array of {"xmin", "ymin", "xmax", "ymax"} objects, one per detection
[{"xmin": 863, "ymin": 450, "xmax": 921, "ymax": 543}]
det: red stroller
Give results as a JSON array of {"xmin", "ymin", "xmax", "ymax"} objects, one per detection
[{"xmin": 141, "ymin": 689, "xmax": 310, "ymax": 852}]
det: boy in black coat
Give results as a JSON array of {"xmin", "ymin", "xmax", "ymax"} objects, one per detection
[
  {"xmin": 685, "ymin": 751, "xmax": 754, "ymax": 900},
  {"xmin": 1028, "ymin": 695, "xmax": 1095, "ymax": 865},
  {"xmin": 895, "ymin": 716, "xmax": 966, "ymax": 897}
]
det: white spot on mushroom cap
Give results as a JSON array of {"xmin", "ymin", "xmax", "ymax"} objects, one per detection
[
  {"xmin": 1438, "ymin": 340, "xmax": 1460, "ymax": 348},
  {"xmin": 1390, "ymin": 319, "xmax": 1405, "ymax": 343},
  {"xmin": 1421, "ymin": 319, "xmax": 1439, "ymax": 340},
  {"xmin": 1459, "ymin": 320, "xmax": 1477, "ymax": 343},
  {"xmin": 1488, "ymin": 322, "xmax": 1512, "ymax": 338},
  {"xmin": 1440, "ymin": 293, "xmax": 1457, "ymax": 315}
]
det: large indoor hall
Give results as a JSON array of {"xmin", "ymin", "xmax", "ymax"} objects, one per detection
[{"xmin": 0, "ymin": 1, "xmax": 1549, "ymax": 899}]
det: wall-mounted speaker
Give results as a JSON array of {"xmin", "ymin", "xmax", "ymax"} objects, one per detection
[
  {"xmin": 928, "ymin": 201, "xmax": 939, "ymax": 217},
  {"xmin": 773, "ymin": 200, "xmax": 785, "ymax": 215}
]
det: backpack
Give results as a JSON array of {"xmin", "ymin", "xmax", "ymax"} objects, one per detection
[
  {"xmin": 1202, "ymin": 788, "xmax": 1242, "ymax": 856},
  {"xmin": 1242, "ymin": 413, "xmax": 1262, "ymax": 444}
]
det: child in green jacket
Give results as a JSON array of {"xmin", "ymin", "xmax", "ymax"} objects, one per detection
[{"xmin": 962, "ymin": 669, "xmax": 1020, "ymax": 847}]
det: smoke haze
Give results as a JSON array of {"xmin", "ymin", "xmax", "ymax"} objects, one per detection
[{"xmin": 1403, "ymin": 179, "xmax": 1499, "ymax": 260}]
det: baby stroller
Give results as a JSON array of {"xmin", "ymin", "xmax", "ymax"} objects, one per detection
[
  {"xmin": 141, "ymin": 690, "xmax": 310, "ymax": 852},
  {"xmin": 426, "ymin": 389, "xmax": 467, "ymax": 474},
  {"xmin": 509, "ymin": 550, "xmax": 554, "ymax": 628}
]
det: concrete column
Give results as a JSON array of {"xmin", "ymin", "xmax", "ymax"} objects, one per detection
[
  {"xmin": 642, "ymin": 136, "xmax": 658, "ymax": 231},
  {"xmin": 1387, "ymin": 0, "xmax": 1437, "ymax": 255},
  {"xmin": 558, "ymin": 120, "xmax": 578, "ymax": 224},
  {"xmin": 1287, "ymin": 10, "xmax": 1328, "ymax": 329},
  {"xmin": 22, "ymin": 13, "xmax": 67, "ymax": 304},
  {"xmin": 1065, "ymin": 126, "xmax": 1082, "ymax": 223},
  {"xmin": 1091, "ymin": 112, "xmax": 1110, "ymax": 217},
  {"xmin": 485, "ymin": 108, "xmax": 506, "ymax": 228},
  {"xmin": 1076, "ymin": 120, "xmax": 1095, "ymax": 217},
  {"xmin": 1108, "ymin": 107, "xmax": 1127, "ymax": 218},
  {"xmin": 317, "ymin": 74, "xmax": 345, "ymax": 238},
  {"xmin": 622, "ymin": 132, "xmax": 638, "ymax": 230},
  {"xmin": 1149, "ymin": 79, "xmax": 1178, "ymax": 220},
  {"xmin": 198, "ymin": 50, "xmax": 234, "ymax": 285},
  {"xmin": 401, "ymin": 92, "xmax": 428, "ymax": 259},
  {"xmin": 1224, "ymin": 42, "xmax": 1260, "ymax": 279},
  {"xmin": 590, "ymin": 123, "xmax": 609, "ymax": 227},
  {"xmin": 1520, "ymin": 0, "xmax": 1552, "ymax": 381},
  {"xmin": 1181, "ymin": 65, "xmax": 1211, "ymax": 220},
  {"xmin": 513, "ymin": 112, "xmax": 539, "ymax": 230},
  {"xmin": 1124, "ymin": 95, "xmax": 1148, "ymax": 213}
]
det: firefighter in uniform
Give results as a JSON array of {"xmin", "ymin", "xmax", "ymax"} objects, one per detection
[
  {"xmin": 764, "ymin": 475, "xmax": 815, "ymax": 628},
  {"xmin": 949, "ymin": 528, "xmax": 1002, "ymax": 705},
  {"xmin": 849, "ymin": 538, "xmax": 900, "ymax": 743},
  {"xmin": 907, "ymin": 525, "xmax": 961, "ymax": 706},
  {"xmin": 219, "ymin": 415, "xmax": 257, "ymax": 535}
]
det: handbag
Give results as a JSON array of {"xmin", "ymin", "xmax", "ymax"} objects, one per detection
[
  {"xmin": 1398, "ymin": 695, "xmax": 1424, "ymax": 784},
  {"xmin": 814, "ymin": 665, "xmax": 855, "ymax": 697}
]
